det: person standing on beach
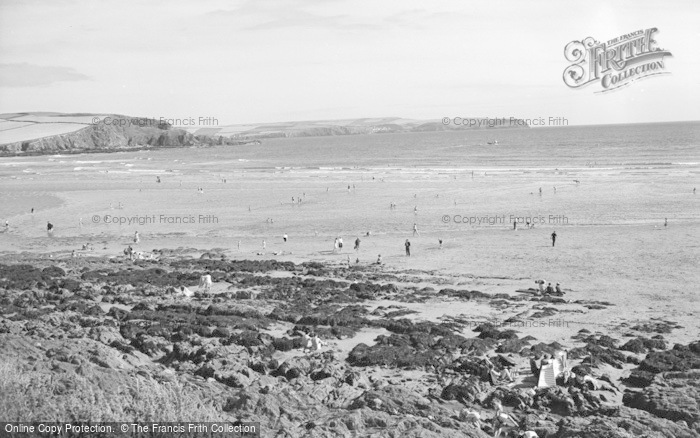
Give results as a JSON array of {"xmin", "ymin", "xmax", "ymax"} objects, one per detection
[
  {"xmin": 551, "ymin": 231, "xmax": 557, "ymax": 247},
  {"xmin": 338, "ymin": 237, "xmax": 344, "ymax": 251},
  {"xmin": 134, "ymin": 231, "xmax": 140, "ymax": 244},
  {"xmin": 333, "ymin": 238, "xmax": 339, "ymax": 253},
  {"xmin": 513, "ymin": 221, "xmax": 517, "ymax": 230},
  {"xmin": 413, "ymin": 223, "xmax": 419, "ymax": 236},
  {"xmin": 354, "ymin": 237, "xmax": 361, "ymax": 251},
  {"xmin": 47, "ymin": 222, "xmax": 54, "ymax": 236},
  {"xmin": 439, "ymin": 239, "xmax": 443, "ymax": 249},
  {"xmin": 405, "ymin": 239, "xmax": 411, "ymax": 256}
]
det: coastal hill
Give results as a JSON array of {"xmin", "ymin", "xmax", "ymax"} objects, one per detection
[
  {"xmin": 0, "ymin": 112, "xmax": 254, "ymax": 156},
  {"xmin": 184, "ymin": 116, "xmax": 528, "ymax": 139},
  {"xmin": 0, "ymin": 113, "xmax": 527, "ymax": 156}
]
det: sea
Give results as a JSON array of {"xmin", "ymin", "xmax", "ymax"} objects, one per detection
[
  {"xmin": 221, "ymin": 121, "xmax": 700, "ymax": 169},
  {"xmin": 0, "ymin": 121, "xmax": 698, "ymax": 228}
]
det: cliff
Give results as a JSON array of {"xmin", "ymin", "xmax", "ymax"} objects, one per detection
[{"xmin": 0, "ymin": 114, "xmax": 253, "ymax": 156}]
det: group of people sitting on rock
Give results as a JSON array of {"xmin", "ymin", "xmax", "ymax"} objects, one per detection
[
  {"xmin": 292, "ymin": 328, "xmax": 323, "ymax": 353},
  {"xmin": 123, "ymin": 245, "xmax": 158, "ymax": 261},
  {"xmin": 534, "ymin": 280, "xmax": 563, "ymax": 296},
  {"xmin": 460, "ymin": 399, "xmax": 539, "ymax": 437},
  {"xmin": 482, "ymin": 353, "xmax": 517, "ymax": 385}
]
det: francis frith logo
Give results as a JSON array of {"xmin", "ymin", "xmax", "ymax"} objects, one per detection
[{"xmin": 563, "ymin": 27, "xmax": 672, "ymax": 93}]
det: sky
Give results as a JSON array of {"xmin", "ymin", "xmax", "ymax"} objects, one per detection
[{"xmin": 0, "ymin": 0, "xmax": 698, "ymax": 126}]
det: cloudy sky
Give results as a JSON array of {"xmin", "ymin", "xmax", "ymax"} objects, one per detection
[{"xmin": 1, "ymin": 0, "xmax": 698, "ymax": 126}]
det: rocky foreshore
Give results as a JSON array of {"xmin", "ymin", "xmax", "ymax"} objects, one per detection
[{"xmin": 0, "ymin": 251, "xmax": 697, "ymax": 437}]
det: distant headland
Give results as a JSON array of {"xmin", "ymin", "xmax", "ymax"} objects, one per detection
[{"xmin": 0, "ymin": 113, "xmax": 527, "ymax": 156}]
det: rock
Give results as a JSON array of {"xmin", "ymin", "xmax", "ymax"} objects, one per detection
[
  {"xmin": 623, "ymin": 370, "xmax": 700, "ymax": 427},
  {"xmin": 88, "ymin": 326, "xmax": 123, "ymax": 345}
]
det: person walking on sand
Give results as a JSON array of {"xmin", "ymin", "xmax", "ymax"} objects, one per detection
[
  {"xmin": 413, "ymin": 223, "xmax": 419, "ymax": 236},
  {"xmin": 405, "ymin": 239, "xmax": 411, "ymax": 257},
  {"xmin": 354, "ymin": 237, "xmax": 361, "ymax": 251},
  {"xmin": 551, "ymin": 231, "xmax": 557, "ymax": 247}
]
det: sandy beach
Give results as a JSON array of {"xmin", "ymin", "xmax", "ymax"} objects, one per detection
[
  {"xmin": 1, "ymin": 145, "xmax": 698, "ymax": 347},
  {"xmin": 0, "ymin": 135, "xmax": 698, "ymax": 438}
]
